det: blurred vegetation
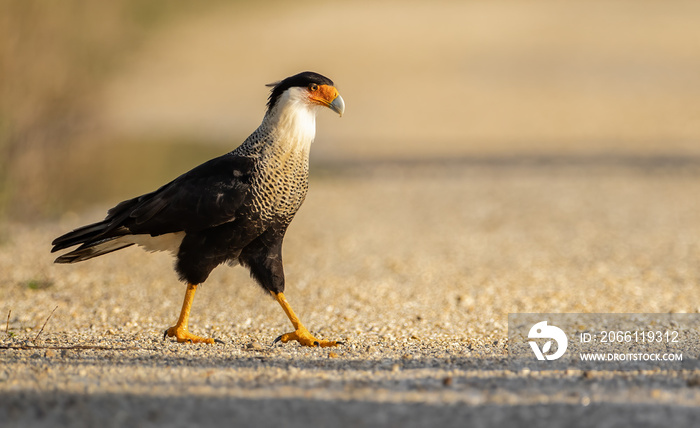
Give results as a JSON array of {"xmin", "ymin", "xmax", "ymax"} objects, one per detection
[
  {"xmin": 0, "ymin": 0, "xmax": 225, "ymax": 220},
  {"xmin": 53, "ymin": 139, "xmax": 224, "ymax": 214}
]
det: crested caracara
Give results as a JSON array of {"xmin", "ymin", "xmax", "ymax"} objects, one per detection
[{"xmin": 52, "ymin": 71, "xmax": 345, "ymax": 347}]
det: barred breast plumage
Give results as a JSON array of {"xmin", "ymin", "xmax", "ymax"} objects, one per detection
[{"xmin": 246, "ymin": 135, "xmax": 309, "ymax": 224}]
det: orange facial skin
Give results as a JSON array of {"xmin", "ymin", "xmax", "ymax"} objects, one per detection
[{"xmin": 309, "ymin": 84, "xmax": 340, "ymax": 109}]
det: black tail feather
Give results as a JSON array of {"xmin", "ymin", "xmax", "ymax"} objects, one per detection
[
  {"xmin": 54, "ymin": 241, "xmax": 135, "ymax": 264},
  {"xmin": 51, "ymin": 218, "xmax": 134, "ymax": 263},
  {"xmin": 51, "ymin": 221, "xmax": 111, "ymax": 252}
]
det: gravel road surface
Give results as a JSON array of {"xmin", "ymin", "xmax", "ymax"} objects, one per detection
[{"xmin": 2, "ymin": 162, "xmax": 700, "ymax": 427}]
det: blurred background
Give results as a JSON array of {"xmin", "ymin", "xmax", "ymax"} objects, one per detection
[{"xmin": 2, "ymin": 0, "xmax": 699, "ymax": 220}]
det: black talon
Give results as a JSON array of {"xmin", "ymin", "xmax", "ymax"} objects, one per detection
[
  {"xmin": 314, "ymin": 341, "xmax": 320, "ymax": 347},
  {"xmin": 273, "ymin": 335, "xmax": 283, "ymax": 345},
  {"xmin": 163, "ymin": 330, "xmax": 169, "ymax": 340},
  {"xmin": 214, "ymin": 338, "xmax": 225, "ymax": 344},
  {"xmin": 336, "ymin": 341, "xmax": 345, "ymax": 346}
]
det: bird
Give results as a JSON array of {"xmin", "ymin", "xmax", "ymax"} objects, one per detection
[{"xmin": 51, "ymin": 71, "xmax": 345, "ymax": 347}]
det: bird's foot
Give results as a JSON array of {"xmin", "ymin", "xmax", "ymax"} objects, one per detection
[
  {"xmin": 163, "ymin": 326, "xmax": 222, "ymax": 344},
  {"xmin": 274, "ymin": 325, "xmax": 341, "ymax": 347}
]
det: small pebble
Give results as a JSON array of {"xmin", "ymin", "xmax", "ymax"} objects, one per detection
[
  {"xmin": 245, "ymin": 342, "xmax": 263, "ymax": 351},
  {"xmin": 687, "ymin": 375, "xmax": 700, "ymax": 387}
]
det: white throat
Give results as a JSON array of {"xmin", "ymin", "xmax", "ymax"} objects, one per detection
[{"xmin": 262, "ymin": 87, "xmax": 319, "ymax": 154}]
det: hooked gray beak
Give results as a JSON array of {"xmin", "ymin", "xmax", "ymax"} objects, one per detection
[{"xmin": 329, "ymin": 94, "xmax": 345, "ymax": 117}]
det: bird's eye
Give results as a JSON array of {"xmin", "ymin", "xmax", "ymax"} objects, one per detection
[{"xmin": 309, "ymin": 83, "xmax": 318, "ymax": 91}]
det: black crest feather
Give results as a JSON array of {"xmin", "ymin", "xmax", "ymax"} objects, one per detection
[{"xmin": 266, "ymin": 71, "xmax": 335, "ymax": 111}]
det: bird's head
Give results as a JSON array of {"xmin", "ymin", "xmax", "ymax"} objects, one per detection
[{"xmin": 266, "ymin": 71, "xmax": 345, "ymax": 117}]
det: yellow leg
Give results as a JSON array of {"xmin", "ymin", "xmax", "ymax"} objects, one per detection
[
  {"xmin": 164, "ymin": 283, "xmax": 220, "ymax": 344},
  {"xmin": 271, "ymin": 291, "xmax": 341, "ymax": 347}
]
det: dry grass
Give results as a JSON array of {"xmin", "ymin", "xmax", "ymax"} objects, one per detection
[{"xmin": 0, "ymin": 0, "xmax": 226, "ymax": 219}]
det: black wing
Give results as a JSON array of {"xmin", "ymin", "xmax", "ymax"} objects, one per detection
[
  {"xmin": 52, "ymin": 154, "xmax": 255, "ymax": 252},
  {"xmin": 107, "ymin": 154, "xmax": 255, "ymax": 235}
]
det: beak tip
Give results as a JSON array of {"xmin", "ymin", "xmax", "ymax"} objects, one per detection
[{"xmin": 330, "ymin": 94, "xmax": 345, "ymax": 117}]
